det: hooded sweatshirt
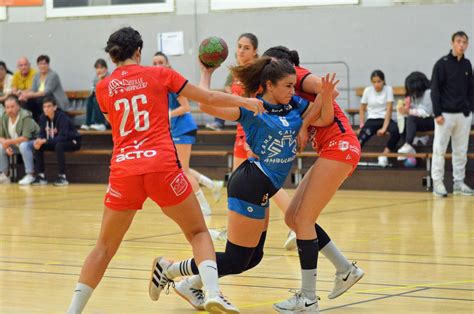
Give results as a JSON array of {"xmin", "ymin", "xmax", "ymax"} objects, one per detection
[{"xmin": 38, "ymin": 109, "xmax": 81, "ymax": 145}]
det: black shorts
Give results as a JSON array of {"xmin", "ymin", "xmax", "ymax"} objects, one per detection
[{"xmin": 227, "ymin": 160, "xmax": 279, "ymax": 219}]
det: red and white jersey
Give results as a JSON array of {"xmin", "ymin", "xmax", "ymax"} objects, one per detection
[
  {"xmin": 96, "ymin": 64, "xmax": 188, "ymax": 178},
  {"xmin": 294, "ymin": 66, "xmax": 356, "ymax": 149}
]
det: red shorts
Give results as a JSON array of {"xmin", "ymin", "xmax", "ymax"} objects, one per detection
[
  {"xmin": 104, "ymin": 170, "xmax": 192, "ymax": 210},
  {"xmin": 313, "ymin": 134, "xmax": 361, "ymax": 177}
]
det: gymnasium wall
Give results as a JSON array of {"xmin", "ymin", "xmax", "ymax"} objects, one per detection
[{"xmin": 0, "ymin": 1, "xmax": 472, "ymax": 109}]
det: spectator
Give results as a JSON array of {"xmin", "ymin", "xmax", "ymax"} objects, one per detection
[
  {"xmin": 397, "ymin": 71, "xmax": 434, "ymax": 158},
  {"xmin": 32, "ymin": 96, "xmax": 81, "ymax": 186},
  {"xmin": 19, "ymin": 55, "xmax": 69, "ymax": 122},
  {"xmin": 430, "ymin": 31, "xmax": 473, "ymax": 197},
  {"xmin": 358, "ymin": 70, "xmax": 400, "ymax": 167},
  {"xmin": 12, "ymin": 57, "xmax": 36, "ymax": 95},
  {"xmin": 80, "ymin": 59, "xmax": 109, "ymax": 131},
  {"xmin": 0, "ymin": 95, "xmax": 39, "ymax": 185},
  {"xmin": 0, "ymin": 61, "xmax": 14, "ymax": 104}
]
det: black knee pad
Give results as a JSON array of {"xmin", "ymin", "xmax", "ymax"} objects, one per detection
[
  {"xmin": 220, "ymin": 241, "xmax": 255, "ymax": 275},
  {"xmin": 246, "ymin": 231, "xmax": 267, "ymax": 270}
]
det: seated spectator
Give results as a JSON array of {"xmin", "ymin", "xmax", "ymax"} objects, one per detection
[
  {"xmin": 32, "ymin": 97, "xmax": 81, "ymax": 186},
  {"xmin": 397, "ymin": 72, "xmax": 434, "ymax": 158},
  {"xmin": 12, "ymin": 57, "xmax": 36, "ymax": 95},
  {"xmin": 0, "ymin": 95, "xmax": 39, "ymax": 185},
  {"xmin": 19, "ymin": 55, "xmax": 69, "ymax": 122},
  {"xmin": 358, "ymin": 70, "xmax": 400, "ymax": 166},
  {"xmin": 80, "ymin": 59, "xmax": 109, "ymax": 131},
  {"xmin": 0, "ymin": 61, "xmax": 13, "ymax": 104}
]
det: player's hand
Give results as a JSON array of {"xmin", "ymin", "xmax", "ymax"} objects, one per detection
[
  {"xmin": 243, "ymin": 98, "xmax": 265, "ymax": 116},
  {"xmin": 297, "ymin": 126, "xmax": 309, "ymax": 152},
  {"xmin": 376, "ymin": 128, "xmax": 386, "ymax": 136},
  {"xmin": 199, "ymin": 60, "xmax": 219, "ymax": 75},
  {"xmin": 5, "ymin": 147, "xmax": 13, "ymax": 156},
  {"xmin": 321, "ymin": 73, "xmax": 340, "ymax": 95},
  {"xmin": 435, "ymin": 115, "xmax": 445, "ymax": 125}
]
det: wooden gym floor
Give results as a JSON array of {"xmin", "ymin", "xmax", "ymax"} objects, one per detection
[{"xmin": 0, "ymin": 184, "xmax": 472, "ymax": 313}]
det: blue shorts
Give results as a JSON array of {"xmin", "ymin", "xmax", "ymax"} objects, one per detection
[
  {"xmin": 173, "ymin": 129, "xmax": 197, "ymax": 145},
  {"xmin": 227, "ymin": 160, "xmax": 279, "ymax": 220}
]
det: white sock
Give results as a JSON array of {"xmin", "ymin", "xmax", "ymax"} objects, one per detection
[
  {"xmin": 188, "ymin": 274, "xmax": 204, "ymax": 289},
  {"xmin": 195, "ymin": 189, "xmax": 211, "ymax": 214},
  {"xmin": 165, "ymin": 258, "xmax": 195, "ymax": 279},
  {"xmin": 197, "ymin": 260, "xmax": 219, "ymax": 295},
  {"xmin": 320, "ymin": 241, "xmax": 352, "ymax": 274},
  {"xmin": 301, "ymin": 269, "xmax": 317, "ymax": 300},
  {"xmin": 198, "ymin": 174, "xmax": 214, "ymax": 189},
  {"xmin": 67, "ymin": 282, "xmax": 94, "ymax": 314}
]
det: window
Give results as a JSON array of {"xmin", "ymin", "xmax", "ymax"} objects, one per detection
[
  {"xmin": 45, "ymin": 0, "xmax": 173, "ymax": 18},
  {"xmin": 210, "ymin": 0, "xmax": 358, "ymax": 11}
]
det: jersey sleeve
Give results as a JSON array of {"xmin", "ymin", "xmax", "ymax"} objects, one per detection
[
  {"xmin": 361, "ymin": 87, "xmax": 370, "ymax": 104},
  {"xmin": 95, "ymin": 81, "xmax": 108, "ymax": 114},
  {"xmin": 296, "ymin": 67, "xmax": 311, "ymax": 90},
  {"xmin": 161, "ymin": 67, "xmax": 189, "ymax": 95},
  {"xmin": 237, "ymin": 107, "xmax": 254, "ymax": 125},
  {"xmin": 386, "ymin": 85, "xmax": 394, "ymax": 102},
  {"xmin": 292, "ymin": 95, "xmax": 310, "ymax": 116}
]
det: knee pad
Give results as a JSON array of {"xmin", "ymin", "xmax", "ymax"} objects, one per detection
[
  {"xmin": 245, "ymin": 231, "xmax": 267, "ymax": 271},
  {"xmin": 223, "ymin": 241, "xmax": 255, "ymax": 275}
]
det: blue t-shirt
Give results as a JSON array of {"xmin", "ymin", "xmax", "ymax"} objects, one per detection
[
  {"xmin": 238, "ymin": 95, "xmax": 309, "ymax": 189},
  {"xmin": 169, "ymin": 93, "xmax": 198, "ymax": 136}
]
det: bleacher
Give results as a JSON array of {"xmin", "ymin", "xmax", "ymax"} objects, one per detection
[{"xmin": 16, "ymin": 89, "xmax": 472, "ymax": 192}]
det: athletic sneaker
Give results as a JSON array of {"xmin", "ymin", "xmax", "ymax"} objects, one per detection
[
  {"xmin": 204, "ymin": 292, "xmax": 240, "ymax": 314},
  {"xmin": 433, "ymin": 180, "xmax": 448, "ymax": 198},
  {"xmin": 328, "ymin": 261, "xmax": 365, "ymax": 299},
  {"xmin": 53, "ymin": 174, "xmax": 69, "ymax": 186},
  {"xmin": 90, "ymin": 123, "xmax": 107, "ymax": 131},
  {"xmin": 273, "ymin": 290, "xmax": 319, "ymax": 313},
  {"xmin": 18, "ymin": 174, "xmax": 35, "ymax": 185},
  {"xmin": 209, "ymin": 228, "xmax": 227, "ymax": 242},
  {"xmin": 80, "ymin": 124, "xmax": 90, "ymax": 130},
  {"xmin": 205, "ymin": 122, "xmax": 223, "ymax": 131},
  {"xmin": 0, "ymin": 173, "xmax": 11, "ymax": 184},
  {"xmin": 31, "ymin": 174, "xmax": 47, "ymax": 186},
  {"xmin": 174, "ymin": 278, "xmax": 205, "ymax": 310},
  {"xmin": 211, "ymin": 180, "xmax": 224, "ymax": 203},
  {"xmin": 397, "ymin": 143, "xmax": 416, "ymax": 161},
  {"xmin": 377, "ymin": 156, "xmax": 388, "ymax": 167},
  {"xmin": 149, "ymin": 256, "xmax": 174, "ymax": 301},
  {"xmin": 284, "ymin": 230, "xmax": 297, "ymax": 250},
  {"xmin": 453, "ymin": 181, "xmax": 474, "ymax": 196}
]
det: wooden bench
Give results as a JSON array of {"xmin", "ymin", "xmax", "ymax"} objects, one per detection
[
  {"xmin": 65, "ymin": 90, "xmax": 90, "ymax": 118},
  {"xmin": 355, "ymin": 86, "xmax": 406, "ymax": 97}
]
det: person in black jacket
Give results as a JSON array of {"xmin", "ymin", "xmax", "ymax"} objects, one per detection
[
  {"xmin": 430, "ymin": 31, "xmax": 474, "ymax": 197},
  {"xmin": 32, "ymin": 96, "xmax": 81, "ymax": 186}
]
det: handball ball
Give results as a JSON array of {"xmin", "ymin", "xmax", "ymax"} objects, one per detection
[
  {"xmin": 404, "ymin": 157, "xmax": 417, "ymax": 168},
  {"xmin": 199, "ymin": 36, "xmax": 229, "ymax": 67}
]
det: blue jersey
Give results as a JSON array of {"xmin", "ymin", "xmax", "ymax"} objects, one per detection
[
  {"xmin": 169, "ymin": 93, "xmax": 198, "ymax": 136},
  {"xmin": 238, "ymin": 95, "xmax": 309, "ymax": 189}
]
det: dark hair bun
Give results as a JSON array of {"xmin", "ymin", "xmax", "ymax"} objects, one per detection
[{"xmin": 105, "ymin": 27, "xmax": 143, "ymax": 63}]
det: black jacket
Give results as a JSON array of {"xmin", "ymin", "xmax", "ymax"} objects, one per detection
[
  {"xmin": 38, "ymin": 109, "xmax": 81, "ymax": 145},
  {"xmin": 430, "ymin": 50, "xmax": 474, "ymax": 117}
]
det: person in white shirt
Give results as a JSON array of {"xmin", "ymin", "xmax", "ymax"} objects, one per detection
[
  {"xmin": 0, "ymin": 61, "xmax": 13, "ymax": 104},
  {"xmin": 358, "ymin": 70, "xmax": 400, "ymax": 166}
]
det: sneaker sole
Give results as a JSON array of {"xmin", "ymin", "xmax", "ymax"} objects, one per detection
[
  {"xmin": 453, "ymin": 191, "xmax": 474, "ymax": 196},
  {"xmin": 174, "ymin": 286, "xmax": 205, "ymax": 311},
  {"xmin": 432, "ymin": 192, "xmax": 448, "ymax": 198},
  {"xmin": 149, "ymin": 256, "xmax": 163, "ymax": 301},
  {"xmin": 205, "ymin": 301, "xmax": 239, "ymax": 314},
  {"xmin": 328, "ymin": 271, "xmax": 365, "ymax": 299}
]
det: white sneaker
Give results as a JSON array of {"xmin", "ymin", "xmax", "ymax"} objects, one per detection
[
  {"xmin": 174, "ymin": 278, "xmax": 205, "ymax": 311},
  {"xmin": 397, "ymin": 143, "xmax": 416, "ymax": 161},
  {"xmin": 377, "ymin": 156, "xmax": 389, "ymax": 167},
  {"xmin": 433, "ymin": 180, "xmax": 448, "ymax": 198},
  {"xmin": 211, "ymin": 180, "xmax": 224, "ymax": 203},
  {"xmin": 204, "ymin": 292, "xmax": 240, "ymax": 314},
  {"xmin": 149, "ymin": 256, "xmax": 174, "ymax": 301},
  {"xmin": 80, "ymin": 124, "xmax": 90, "ymax": 130},
  {"xmin": 284, "ymin": 230, "xmax": 297, "ymax": 251},
  {"xmin": 453, "ymin": 182, "xmax": 474, "ymax": 196},
  {"xmin": 209, "ymin": 228, "xmax": 228, "ymax": 242},
  {"xmin": 273, "ymin": 290, "xmax": 319, "ymax": 313},
  {"xmin": 0, "ymin": 173, "xmax": 11, "ymax": 184},
  {"xmin": 18, "ymin": 174, "xmax": 35, "ymax": 185},
  {"xmin": 414, "ymin": 135, "xmax": 430, "ymax": 146},
  {"xmin": 328, "ymin": 262, "xmax": 365, "ymax": 299},
  {"xmin": 90, "ymin": 124, "xmax": 106, "ymax": 131}
]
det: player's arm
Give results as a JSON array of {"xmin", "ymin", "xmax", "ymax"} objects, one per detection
[
  {"xmin": 170, "ymin": 95, "xmax": 191, "ymax": 118},
  {"xmin": 179, "ymin": 65, "xmax": 264, "ymax": 121},
  {"xmin": 308, "ymin": 73, "xmax": 337, "ymax": 127},
  {"xmin": 302, "ymin": 73, "xmax": 340, "ymax": 98}
]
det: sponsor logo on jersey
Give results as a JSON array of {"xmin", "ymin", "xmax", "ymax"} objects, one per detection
[
  {"xmin": 116, "ymin": 138, "xmax": 157, "ymax": 163},
  {"xmin": 106, "ymin": 184, "xmax": 122, "ymax": 198},
  {"xmin": 108, "ymin": 77, "xmax": 148, "ymax": 96},
  {"xmin": 170, "ymin": 173, "xmax": 189, "ymax": 196},
  {"xmin": 338, "ymin": 140, "xmax": 349, "ymax": 151}
]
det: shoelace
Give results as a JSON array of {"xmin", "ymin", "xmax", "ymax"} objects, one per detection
[
  {"xmin": 190, "ymin": 288, "xmax": 205, "ymax": 301},
  {"xmin": 163, "ymin": 280, "xmax": 175, "ymax": 295}
]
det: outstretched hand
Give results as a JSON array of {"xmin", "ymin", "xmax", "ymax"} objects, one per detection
[
  {"xmin": 243, "ymin": 98, "xmax": 265, "ymax": 116},
  {"xmin": 199, "ymin": 60, "xmax": 219, "ymax": 75},
  {"xmin": 321, "ymin": 73, "xmax": 340, "ymax": 95}
]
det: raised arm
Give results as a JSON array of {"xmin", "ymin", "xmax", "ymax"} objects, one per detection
[{"xmin": 308, "ymin": 73, "xmax": 337, "ymax": 127}]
